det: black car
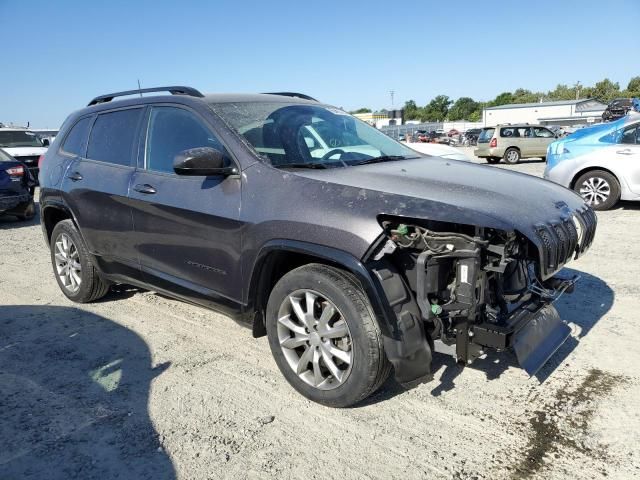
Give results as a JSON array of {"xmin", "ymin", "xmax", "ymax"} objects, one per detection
[
  {"xmin": 0, "ymin": 148, "xmax": 36, "ymax": 221},
  {"xmin": 39, "ymin": 86, "xmax": 596, "ymax": 407},
  {"xmin": 602, "ymin": 98, "xmax": 634, "ymax": 122}
]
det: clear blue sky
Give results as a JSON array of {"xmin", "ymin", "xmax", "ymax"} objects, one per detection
[{"xmin": 2, "ymin": 0, "xmax": 639, "ymax": 127}]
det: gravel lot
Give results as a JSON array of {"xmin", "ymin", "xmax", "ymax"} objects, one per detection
[{"xmin": 2, "ymin": 148, "xmax": 639, "ymax": 479}]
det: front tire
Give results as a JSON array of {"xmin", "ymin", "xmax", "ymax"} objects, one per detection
[
  {"xmin": 573, "ymin": 170, "xmax": 620, "ymax": 210},
  {"xmin": 50, "ymin": 220, "xmax": 110, "ymax": 303},
  {"xmin": 503, "ymin": 148, "xmax": 520, "ymax": 164},
  {"xmin": 266, "ymin": 264, "xmax": 390, "ymax": 407}
]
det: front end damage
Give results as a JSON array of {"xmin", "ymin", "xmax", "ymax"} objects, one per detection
[{"xmin": 367, "ymin": 208, "xmax": 597, "ymax": 383}]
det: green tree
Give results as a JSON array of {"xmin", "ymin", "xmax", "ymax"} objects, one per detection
[
  {"xmin": 422, "ymin": 95, "xmax": 452, "ymax": 121},
  {"xmin": 349, "ymin": 107, "xmax": 372, "ymax": 114},
  {"xmin": 403, "ymin": 100, "xmax": 421, "ymax": 120},
  {"xmin": 547, "ymin": 84, "xmax": 577, "ymax": 101},
  {"xmin": 448, "ymin": 97, "xmax": 480, "ymax": 121},
  {"xmin": 625, "ymin": 76, "xmax": 640, "ymax": 98},
  {"xmin": 590, "ymin": 78, "xmax": 621, "ymax": 102},
  {"xmin": 488, "ymin": 91, "xmax": 514, "ymax": 107},
  {"xmin": 512, "ymin": 88, "xmax": 539, "ymax": 104}
]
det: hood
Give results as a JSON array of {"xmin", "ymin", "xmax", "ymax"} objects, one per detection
[
  {"xmin": 2, "ymin": 146, "xmax": 48, "ymax": 157},
  {"xmin": 407, "ymin": 143, "xmax": 470, "ymax": 161},
  {"xmin": 294, "ymin": 156, "xmax": 586, "ymax": 239}
]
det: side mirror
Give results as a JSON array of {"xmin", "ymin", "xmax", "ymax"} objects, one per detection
[
  {"xmin": 42, "ymin": 138, "xmax": 50, "ymax": 147},
  {"xmin": 173, "ymin": 147, "xmax": 237, "ymax": 176}
]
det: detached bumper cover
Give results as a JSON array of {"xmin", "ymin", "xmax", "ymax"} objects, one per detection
[{"xmin": 512, "ymin": 304, "xmax": 571, "ymax": 376}]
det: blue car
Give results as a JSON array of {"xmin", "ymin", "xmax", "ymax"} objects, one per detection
[{"xmin": 545, "ymin": 111, "xmax": 640, "ymax": 210}]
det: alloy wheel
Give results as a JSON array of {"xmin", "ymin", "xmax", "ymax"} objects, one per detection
[
  {"xmin": 54, "ymin": 233, "xmax": 82, "ymax": 293},
  {"xmin": 579, "ymin": 177, "xmax": 610, "ymax": 206},
  {"xmin": 276, "ymin": 289, "xmax": 353, "ymax": 390},
  {"xmin": 506, "ymin": 150, "xmax": 519, "ymax": 163}
]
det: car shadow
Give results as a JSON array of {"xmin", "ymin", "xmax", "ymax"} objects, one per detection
[
  {"xmin": 0, "ymin": 305, "xmax": 175, "ymax": 480},
  {"xmin": 359, "ymin": 268, "xmax": 613, "ymax": 404}
]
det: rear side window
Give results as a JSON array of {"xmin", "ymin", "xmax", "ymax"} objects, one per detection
[
  {"xmin": 61, "ymin": 117, "xmax": 91, "ymax": 156},
  {"xmin": 145, "ymin": 106, "xmax": 228, "ymax": 174},
  {"xmin": 87, "ymin": 108, "xmax": 143, "ymax": 166},
  {"xmin": 500, "ymin": 127, "xmax": 529, "ymax": 138},
  {"xmin": 478, "ymin": 128, "xmax": 495, "ymax": 143}
]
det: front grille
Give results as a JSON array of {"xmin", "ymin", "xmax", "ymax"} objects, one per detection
[{"xmin": 535, "ymin": 206, "xmax": 597, "ymax": 277}]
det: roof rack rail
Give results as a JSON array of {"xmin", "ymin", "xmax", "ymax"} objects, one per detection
[
  {"xmin": 88, "ymin": 86, "xmax": 204, "ymax": 106},
  {"xmin": 262, "ymin": 92, "xmax": 318, "ymax": 102}
]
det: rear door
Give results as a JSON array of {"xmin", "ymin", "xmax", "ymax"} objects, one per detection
[
  {"xmin": 61, "ymin": 107, "xmax": 144, "ymax": 279},
  {"xmin": 128, "ymin": 105, "xmax": 243, "ymax": 307}
]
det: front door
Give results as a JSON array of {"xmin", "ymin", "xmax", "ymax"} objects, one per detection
[
  {"xmin": 532, "ymin": 126, "xmax": 556, "ymax": 157},
  {"xmin": 128, "ymin": 105, "xmax": 243, "ymax": 307},
  {"xmin": 616, "ymin": 122, "xmax": 640, "ymax": 195}
]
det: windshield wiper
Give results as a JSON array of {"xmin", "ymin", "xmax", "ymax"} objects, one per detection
[
  {"xmin": 352, "ymin": 155, "xmax": 418, "ymax": 166},
  {"xmin": 276, "ymin": 162, "xmax": 329, "ymax": 169}
]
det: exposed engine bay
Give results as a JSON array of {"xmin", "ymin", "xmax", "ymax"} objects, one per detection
[{"xmin": 369, "ymin": 219, "xmax": 582, "ymax": 381}]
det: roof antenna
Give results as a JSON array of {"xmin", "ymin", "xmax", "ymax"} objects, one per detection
[{"xmin": 137, "ymin": 79, "xmax": 142, "ymax": 97}]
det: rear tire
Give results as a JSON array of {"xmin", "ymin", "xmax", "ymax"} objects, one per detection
[
  {"xmin": 50, "ymin": 219, "xmax": 110, "ymax": 303},
  {"xmin": 573, "ymin": 170, "xmax": 620, "ymax": 211},
  {"xmin": 266, "ymin": 264, "xmax": 390, "ymax": 407},
  {"xmin": 503, "ymin": 148, "xmax": 520, "ymax": 164},
  {"xmin": 486, "ymin": 157, "xmax": 500, "ymax": 164},
  {"xmin": 15, "ymin": 198, "xmax": 36, "ymax": 221}
]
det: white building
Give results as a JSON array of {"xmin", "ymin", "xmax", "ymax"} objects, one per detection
[{"xmin": 482, "ymin": 99, "xmax": 607, "ymax": 127}]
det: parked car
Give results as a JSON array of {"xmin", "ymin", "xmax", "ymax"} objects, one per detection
[
  {"xmin": 602, "ymin": 98, "xmax": 634, "ymax": 122},
  {"xmin": 474, "ymin": 124, "xmax": 557, "ymax": 164},
  {"xmin": 0, "ymin": 148, "xmax": 36, "ymax": 220},
  {"xmin": 463, "ymin": 128, "xmax": 481, "ymax": 146},
  {"xmin": 40, "ymin": 86, "xmax": 596, "ymax": 407},
  {"xmin": 416, "ymin": 130, "xmax": 428, "ymax": 142},
  {"xmin": 447, "ymin": 129, "xmax": 459, "ymax": 136},
  {"xmin": 545, "ymin": 113, "xmax": 640, "ymax": 210},
  {"xmin": 0, "ymin": 127, "xmax": 49, "ymax": 181}
]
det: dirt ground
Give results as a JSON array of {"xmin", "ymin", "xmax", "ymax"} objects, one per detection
[{"xmin": 1, "ymin": 149, "xmax": 639, "ymax": 479}]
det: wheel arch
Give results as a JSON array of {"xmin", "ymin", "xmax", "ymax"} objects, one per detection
[
  {"xmin": 41, "ymin": 202, "xmax": 79, "ymax": 247},
  {"xmin": 245, "ymin": 240, "xmax": 388, "ymax": 338},
  {"xmin": 570, "ymin": 166, "xmax": 621, "ymax": 190}
]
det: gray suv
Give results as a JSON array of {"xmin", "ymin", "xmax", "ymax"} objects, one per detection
[{"xmin": 39, "ymin": 86, "xmax": 596, "ymax": 407}]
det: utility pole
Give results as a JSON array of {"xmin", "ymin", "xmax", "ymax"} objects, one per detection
[
  {"xmin": 574, "ymin": 81, "xmax": 582, "ymax": 100},
  {"xmin": 389, "ymin": 90, "xmax": 395, "ymax": 108}
]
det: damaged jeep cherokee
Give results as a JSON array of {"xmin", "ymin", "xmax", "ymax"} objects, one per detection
[{"xmin": 39, "ymin": 86, "xmax": 597, "ymax": 407}]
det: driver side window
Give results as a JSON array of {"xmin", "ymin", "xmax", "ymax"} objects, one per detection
[{"xmin": 145, "ymin": 107, "xmax": 228, "ymax": 174}]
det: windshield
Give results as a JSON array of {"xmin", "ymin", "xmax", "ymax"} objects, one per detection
[
  {"xmin": 478, "ymin": 128, "xmax": 495, "ymax": 143},
  {"xmin": 211, "ymin": 102, "xmax": 420, "ymax": 168},
  {"xmin": 0, "ymin": 130, "xmax": 44, "ymax": 148}
]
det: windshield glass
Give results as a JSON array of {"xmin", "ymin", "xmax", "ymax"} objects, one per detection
[
  {"xmin": 0, "ymin": 130, "xmax": 44, "ymax": 148},
  {"xmin": 211, "ymin": 102, "xmax": 420, "ymax": 167}
]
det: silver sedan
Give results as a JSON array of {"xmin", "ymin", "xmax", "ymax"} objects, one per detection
[{"xmin": 544, "ymin": 114, "xmax": 640, "ymax": 210}]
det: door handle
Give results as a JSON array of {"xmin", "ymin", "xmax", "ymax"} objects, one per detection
[
  {"xmin": 616, "ymin": 149, "xmax": 633, "ymax": 155},
  {"xmin": 67, "ymin": 171, "xmax": 83, "ymax": 181},
  {"xmin": 133, "ymin": 183, "xmax": 157, "ymax": 194}
]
